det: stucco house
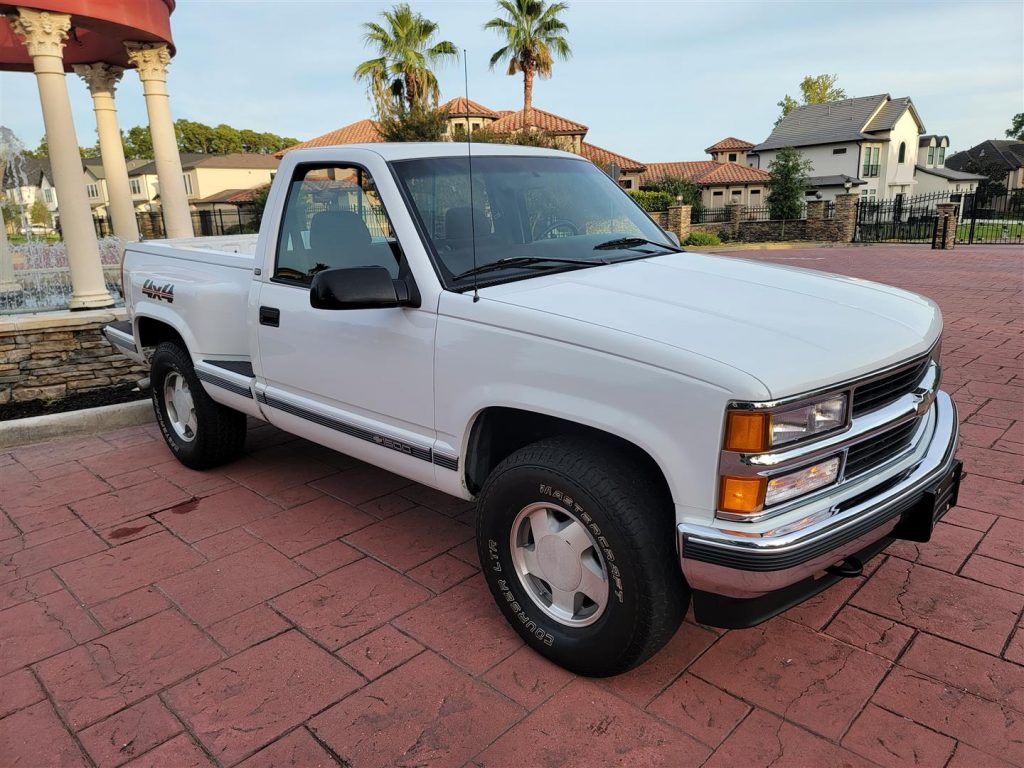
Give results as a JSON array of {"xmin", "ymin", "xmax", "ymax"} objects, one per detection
[
  {"xmin": 2, "ymin": 155, "xmax": 57, "ymax": 230},
  {"xmin": 638, "ymin": 137, "xmax": 771, "ymax": 208},
  {"xmin": 127, "ymin": 152, "xmax": 279, "ymax": 214},
  {"xmin": 750, "ymin": 94, "xmax": 978, "ymax": 202},
  {"xmin": 913, "ymin": 135, "xmax": 984, "ymax": 196},
  {"xmin": 277, "ymin": 100, "xmax": 648, "ymax": 189}
]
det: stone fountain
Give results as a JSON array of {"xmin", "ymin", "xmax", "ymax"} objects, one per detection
[{"xmin": 0, "ymin": 126, "xmax": 27, "ymax": 295}]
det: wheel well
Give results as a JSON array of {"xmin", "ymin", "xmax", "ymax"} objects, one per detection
[
  {"xmin": 464, "ymin": 407, "xmax": 673, "ymax": 505},
  {"xmin": 136, "ymin": 317, "xmax": 185, "ymax": 351}
]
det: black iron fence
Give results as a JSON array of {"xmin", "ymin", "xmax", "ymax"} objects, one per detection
[
  {"xmin": 855, "ymin": 191, "xmax": 952, "ymax": 243},
  {"xmin": 691, "ymin": 207, "xmax": 729, "ymax": 224},
  {"xmin": 957, "ymin": 190, "xmax": 1024, "ymax": 245},
  {"xmin": 92, "ymin": 208, "xmax": 261, "ymax": 240}
]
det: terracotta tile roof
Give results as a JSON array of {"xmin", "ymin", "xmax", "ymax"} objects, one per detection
[
  {"xmin": 579, "ymin": 142, "xmax": 646, "ymax": 173},
  {"xmin": 196, "ymin": 187, "xmax": 268, "ymax": 205},
  {"xmin": 275, "ymin": 119, "xmax": 381, "ymax": 157},
  {"xmin": 704, "ymin": 137, "xmax": 755, "ymax": 153},
  {"xmin": 639, "ymin": 161, "xmax": 770, "ymax": 187},
  {"xmin": 488, "ymin": 107, "xmax": 587, "ymax": 135},
  {"xmin": 440, "ymin": 97, "xmax": 498, "ymax": 118}
]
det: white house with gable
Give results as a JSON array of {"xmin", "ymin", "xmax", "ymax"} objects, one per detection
[{"xmin": 749, "ymin": 94, "xmax": 979, "ymax": 202}]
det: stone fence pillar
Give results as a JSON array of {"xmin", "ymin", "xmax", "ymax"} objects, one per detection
[
  {"xmin": 805, "ymin": 199, "xmax": 826, "ymax": 241},
  {"xmin": 667, "ymin": 205, "xmax": 691, "ymax": 243},
  {"xmin": 933, "ymin": 204, "xmax": 957, "ymax": 250},
  {"xmin": 726, "ymin": 203, "xmax": 744, "ymax": 237},
  {"xmin": 833, "ymin": 193, "xmax": 859, "ymax": 243}
]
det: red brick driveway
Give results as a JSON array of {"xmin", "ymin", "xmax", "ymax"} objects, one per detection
[{"xmin": 1, "ymin": 244, "xmax": 1021, "ymax": 768}]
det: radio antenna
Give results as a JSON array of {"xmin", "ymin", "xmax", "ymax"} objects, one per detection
[{"xmin": 463, "ymin": 49, "xmax": 479, "ymax": 302}]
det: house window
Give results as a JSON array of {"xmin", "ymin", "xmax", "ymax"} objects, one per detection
[
  {"xmin": 728, "ymin": 153, "xmax": 737, "ymax": 162},
  {"xmin": 898, "ymin": 142, "xmax": 906, "ymax": 163},
  {"xmin": 927, "ymin": 146, "xmax": 935, "ymax": 165},
  {"xmin": 750, "ymin": 189, "xmax": 761, "ymax": 196},
  {"xmin": 859, "ymin": 188, "xmax": 877, "ymax": 201},
  {"xmin": 129, "ymin": 178, "xmax": 142, "ymax": 195},
  {"xmin": 713, "ymin": 191, "xmax": 723, "ymax": 197},
  {"xmin": 862, "ymin": 147, "xmax": 880, "ymax": 178},
  {"xmin": 731, "ymin": 189, "xmax": 741, "ymax": 196},
  {"xmin": 182, "ymin": 174, "xmax": 193, "ymax": 196},
  {"xmin": 43, "ymin": 188, "xmax": 53, "ymax": 203},
  {"xmin": 618, "ymin": 179, "xmax": 633, "ymax": 189},
  {"xmin": 453, "ymin": 123, "xmax": 466, "ymax": 138},
  {"xmin": 832, "ymin": 147, "xmax": 847, "ymax": 155},
  {"xmin": 937, "ymin": 147, "xmax": 945, "ymax": 166},
  {"xmin": 86, "ymin": 183, "xmax": 98, "ymax": 198}
]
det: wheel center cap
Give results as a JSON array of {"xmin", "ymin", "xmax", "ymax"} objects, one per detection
[{"xmin": 536, "ymin": 535, "xmax": 582, "ymax": 592}]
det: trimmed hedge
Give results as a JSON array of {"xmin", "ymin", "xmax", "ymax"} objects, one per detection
[
  {"xmin": 683, "ymin": 231, "xmax": 721, "ymax": 246},
  {"xmin": 629, "ymin": 190, "xmax": 675, "ymax": 212}
]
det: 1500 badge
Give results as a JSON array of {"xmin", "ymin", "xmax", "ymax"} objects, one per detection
[{"xmin": 142, "ymin": 279, "xmax": 175, "ymax": 303}]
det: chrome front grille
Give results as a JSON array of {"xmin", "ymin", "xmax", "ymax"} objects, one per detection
[
  {"xmin": 844, "ymin": 418, "xmax": 919, "ymax": 479},
  {"xmin": 852, "ymin": 355, "xmax": 931, "ymax": 417}
]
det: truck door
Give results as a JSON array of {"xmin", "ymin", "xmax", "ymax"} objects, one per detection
[{"xmin": 254, "ymin": 163, "xmax": 438, "ymax": 485}]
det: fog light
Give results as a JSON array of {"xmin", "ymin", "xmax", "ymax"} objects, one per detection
[{"xmin": 765, "ymin": 456, "xmax": 841, "ymax": 506}]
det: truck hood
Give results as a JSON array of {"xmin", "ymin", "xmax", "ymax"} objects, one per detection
[{"xmin": 478, "ymin": 252, "xmax": 941, "ymax": 397}]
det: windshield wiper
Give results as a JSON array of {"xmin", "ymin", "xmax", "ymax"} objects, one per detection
[
  {"xmin": 452, "ymin": 256, "xmax": 608, "ymax": 281},
  {"xmin": 593, "ymin": 237, "xmax": 683, "ymax": 253}
]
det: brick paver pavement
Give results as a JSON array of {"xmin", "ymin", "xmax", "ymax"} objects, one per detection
[{"xmin": 1, "ymin": 244, "xmax": 1021, "ymax": 767}]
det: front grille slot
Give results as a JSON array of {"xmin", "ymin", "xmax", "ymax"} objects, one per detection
[
  {"xmin": 852, "ymin": 356, "xmax": 930, "ymax": 417},
  {"xmin": 844, "ymin": 419, "xmax": 918, "ymax": 478}
]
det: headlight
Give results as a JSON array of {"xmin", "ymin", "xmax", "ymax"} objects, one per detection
[
  {"xmin": 724, "ymin": 394, "xmax": 848, "ymax": 452},
  {"xmin": 719, "ymin": 455, "xmax": 841, "ymax": 515},
  {"xmin": 770, "ymin": 395, "xmax": 847, "ymax": 447}
]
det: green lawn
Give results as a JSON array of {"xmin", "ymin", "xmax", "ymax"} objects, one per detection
[{"xmin": 956, "ymin": 221, "xmax": 1024, "ymax": 243}]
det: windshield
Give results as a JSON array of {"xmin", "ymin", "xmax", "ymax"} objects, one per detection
[{"xmin": 391, "ymin": 155, "xmax": 676, "ymax": 287}]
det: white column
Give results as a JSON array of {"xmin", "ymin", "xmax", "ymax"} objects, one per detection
[
  {"xmin": 10, "ymin": 8, "xmax": 113, "ymax": 308},
  {"xmin": 125, "ymin": 42, "xmax": 193, "ymax": 239},
  {"xmin": 74, "ymin": 63, "xmax": 139, "ymax": 241}
]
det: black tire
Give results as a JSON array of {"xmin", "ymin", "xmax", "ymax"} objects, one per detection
[
  {"xmin": 150, "ymin": 341, "xmax": 247, "ymax": 469},
  {"xmin": 476, "ymin": 436, "xmax": 688, "ymax": 677}
]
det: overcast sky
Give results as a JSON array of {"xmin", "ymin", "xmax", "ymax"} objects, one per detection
[{"xmin": 2, "ymin": 0, "xmax": 1021, "ymax": 161}]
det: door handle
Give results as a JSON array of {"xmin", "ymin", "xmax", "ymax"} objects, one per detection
[{"xmin": 259, "ymin": 306, "xmax": 280, "ymax": 327}]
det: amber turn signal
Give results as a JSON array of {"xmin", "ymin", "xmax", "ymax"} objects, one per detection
[
  {"xmin": 724, "ymin": 411, "xmax": 770, "ymax": 452},
  {"xmin": 719, "ymin": 476, "xmax": 767, "ymax": 514}
]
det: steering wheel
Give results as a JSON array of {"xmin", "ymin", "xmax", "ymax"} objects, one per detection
[
  {"xmin": 274, "ymin": 267, "xmax": 307, "ymax": 281},
  {"xmin": 536, "ymin": 220, "xmax": 579, "ymax": 240}
]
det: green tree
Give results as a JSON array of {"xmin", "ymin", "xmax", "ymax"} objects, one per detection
[
  {"xmin": 123, "ymin": 126, "xmax": 153, "ymax": 160},
  {"xmin": 469, "ymin": 126, "xmax": 558, "ymax": 147},
  {"xmin": 1007, "ymin": 113, "xmax": 1024, "ymax": 141},
  {"xmin": 485, "ymin": 0, "xmax": 571, "ymax": 125},
  {"xmin": 377, "ymin": 104, "xmax": 450, "ymax": 142},
  {"xmin": 954, "ymin": 153, "xmax": 1009, "ymax": 204},
  {"xmin": 29, "ymin": 198, "xmax": 49, "ymax": 225},
  {"xmin": 354, "ymin": 3, "xmax": 458, "ymax": 117},
  {"xmin": 766, "ymin": 147, "xmax": 812, "ymax": 220},
  {"xmin": 643, "ymin": 175, "xmax": 702, "ymax": 209},
  {"xmin": 776, "ymin": 74, "xmax": 846, "ymax": 126}
]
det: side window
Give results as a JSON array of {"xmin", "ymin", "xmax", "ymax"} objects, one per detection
[{"xmin": 274, "ymin": 165, "xmax": 399, "ymax": 285}]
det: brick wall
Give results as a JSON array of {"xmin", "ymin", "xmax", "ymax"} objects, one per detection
[{"xmin": 0, "ymin": 309, "xmax": 148, "ymax": 405}]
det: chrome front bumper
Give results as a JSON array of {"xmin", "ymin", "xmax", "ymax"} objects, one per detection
[{"xmin": 678, "ymin": 389, "xmax": 959, "ymax": 603}]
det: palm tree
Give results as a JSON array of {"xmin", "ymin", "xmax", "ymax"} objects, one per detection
[
  {"xmin": 484, "ymin": 0, "xmax": 571, "ymax": 127},
  {"xmin": 354, "ymin": 4, "xmax": 459, "ymax": 115}
]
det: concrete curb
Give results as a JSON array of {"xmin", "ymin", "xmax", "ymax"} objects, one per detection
[{"xmin": 0, "ymin": 399, "xmax": 154, "ymax": 449}]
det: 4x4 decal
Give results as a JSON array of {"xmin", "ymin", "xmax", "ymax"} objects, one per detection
[{"xmin": 142, "ymin": 279, "xmax": 175, "ymax": 303}]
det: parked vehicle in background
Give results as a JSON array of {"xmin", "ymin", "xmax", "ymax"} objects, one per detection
[{"xmin": 106, "ymin": 143, "xmax": 961, "ymax": 676}]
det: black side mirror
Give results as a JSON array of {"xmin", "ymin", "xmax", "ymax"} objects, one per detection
[{"xmin": 309, "ymin": 266, "xmax": 419, "ymax": 310}]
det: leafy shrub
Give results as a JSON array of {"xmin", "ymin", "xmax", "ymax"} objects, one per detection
[
  {"xmin": 717, "ymin": 229, "xmax": 731, "ymax": 243},
  {"xmin": 469, "ymin": 127, "xmax": 559, "ymax": 148},
  {"xmin": 628, "ymin": 190, "xmax": 675, "ymax": 212},
  {"xmin": 642, "ymin": 175, "xmax": 702, "ymax": 209},
  {"xmin": 683, "ymin": 231, "xmax": 721, "ymax": 247}
]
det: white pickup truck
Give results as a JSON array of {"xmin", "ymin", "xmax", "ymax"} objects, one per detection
[{"xmin": 106, "ymin": 143, "xmax": 961, "ymax": 676}]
